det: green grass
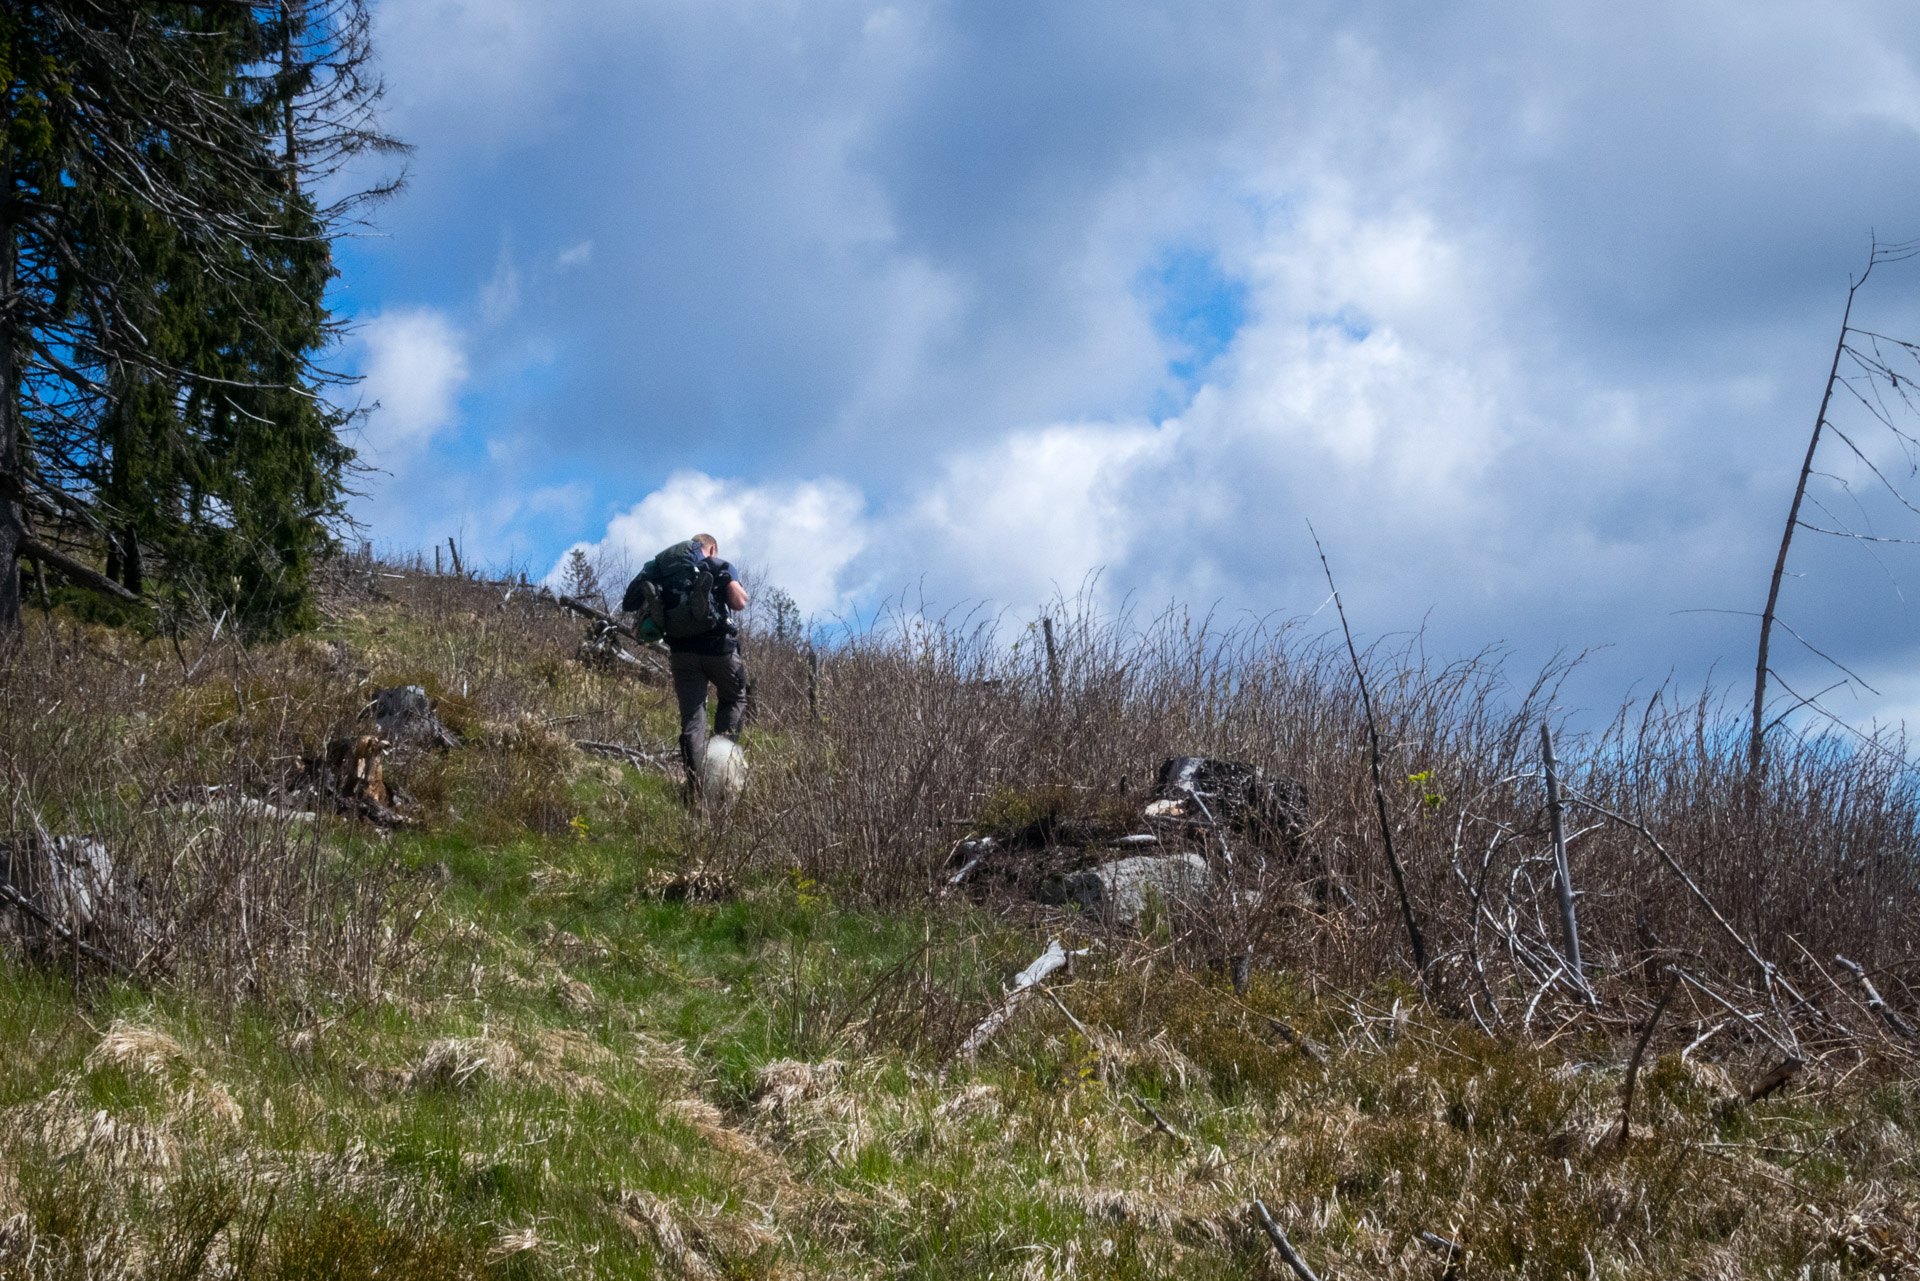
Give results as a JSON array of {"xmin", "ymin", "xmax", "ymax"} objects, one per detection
[{"xmin": 3, "ymin": 581, "xmax": 1917, "ymax": 1279}]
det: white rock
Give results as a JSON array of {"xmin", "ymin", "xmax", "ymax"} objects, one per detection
[{"xmin": 1058, "ymin": 852, "xmax": 1211, "ymax": 922}]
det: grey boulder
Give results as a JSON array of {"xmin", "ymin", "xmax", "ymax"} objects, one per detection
[{"xmin": 1048, "ymin": 851, "xmax": 1211, "ymax": 923}]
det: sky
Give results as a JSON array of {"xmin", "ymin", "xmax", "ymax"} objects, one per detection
[{"xmin": 336, "ymin": 0, "xmax": 1920, "ymax": 735}]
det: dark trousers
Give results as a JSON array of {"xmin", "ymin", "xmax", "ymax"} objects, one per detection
[{"xmin": 671, "ymin": 650, "xmax": 748, "ymax": 779}]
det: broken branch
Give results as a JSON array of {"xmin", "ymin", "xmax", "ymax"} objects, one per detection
[
  {"xmin": 0, "ymin": 880, "xmax": 133, "ymax": 977},
  {"xmin": 1834, "ymin": 954, "xmax": 1917, "ymax": 1039},
  {"xmin": 955, "ymin": 939, "xmax": 1078, "ymax": 1062},
  {"xmin": 1252, "ymin": 1200, "xmax": 1324, "ymax": 1281},
  {"xmin": 575, "ymin": 740, "xmax": 674, "ymax": 773},
  {"xmin": 1714, "ymin": 1055, "xmax": 1805, "ymax": 1117},
  {"xmin": 20, "ymin": 535, "xmax": 140, "ymax": 604},
  {"xmin": 1130, "ymin": 1094, "xmax": 1190, "ymax": 1147},
  {"xmin": 1615, "ymin": 970, "xmax": 1678, "ymax": 1147}
]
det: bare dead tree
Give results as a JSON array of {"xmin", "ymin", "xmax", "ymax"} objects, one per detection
[
  {"xmin": 1540, "ymin": 724, "xmax": 1589, "ymax": 1001},
  {"xmin": 1751, "ymin": 237, "xmax": 1920, "ymax": 768}
]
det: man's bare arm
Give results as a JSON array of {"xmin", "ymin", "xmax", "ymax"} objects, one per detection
[{"xmin": 727, "ymin": 581, "xmax": 749, "ymax": 610}]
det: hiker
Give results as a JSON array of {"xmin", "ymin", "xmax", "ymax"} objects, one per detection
[{"xmin": 621, "ymin": 534, "xmax": 750, "ymax": 787}]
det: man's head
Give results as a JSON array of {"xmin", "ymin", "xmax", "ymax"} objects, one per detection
[{"xmin": 693, "ymin": 534, "xmax": 718, "ymax": 558}]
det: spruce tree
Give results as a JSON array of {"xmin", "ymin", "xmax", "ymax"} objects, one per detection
[{"xmin": 0, "ymin": 1, "xmax": 399, "ymax": 636}]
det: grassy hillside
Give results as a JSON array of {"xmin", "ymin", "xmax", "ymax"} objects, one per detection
[{"xmin": 1, "ymin": 563, "xmax": 1917, "ymax": 1279}]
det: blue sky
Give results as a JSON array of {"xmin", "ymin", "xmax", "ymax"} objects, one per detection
[{"xmin": 337, "ymin": 0, "xmax": 1920, "ymax": 734}]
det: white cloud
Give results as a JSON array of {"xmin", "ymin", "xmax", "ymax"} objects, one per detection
[
  {"xmin": 350, "ymin": 0, "xmax": 1920, "ymax": 735},
  {"xmin": 477, "ymin": 249, "xmax": 521, "ymax": 325},
  {"xmin": 899, "ymin": 421, "xmax": 1172, "ymax": 604},
  {"xmin": 355, "ymin": 307, "xmax": 469, "ymax": 454},
  {"xmin": 526, "ymin": 482, "xmax": 591, "ymax": 521},
  {"xmin": 556, "ymin": 471, "xmax": 869, "ymax": 614}
]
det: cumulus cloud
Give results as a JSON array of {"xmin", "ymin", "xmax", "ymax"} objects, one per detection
[
  {"xmin": 898, "ymin": 421, "xmax": 1174, "ymax": 604},
  {"xmin": 354, "ymin": 307, "xmax": 469, "ymax": 454},
  {"xmin": 556, "ymin": 423, "xmax": 1177, "ymax": 617},
  {"xmin": 347, "ymin": 0, "xmax": 1920, "ymax": 729},
  {"xmin": 555, "ymin": 472, "xmax": 868, "ymax": 614}
]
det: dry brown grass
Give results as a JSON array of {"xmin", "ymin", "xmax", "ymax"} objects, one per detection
[{"xmin": 717, "ymin": 594, "xmax": 1920, "ymax": 1064}]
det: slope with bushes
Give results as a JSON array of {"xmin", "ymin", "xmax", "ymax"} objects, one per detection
[{"xmin": 0, "ymin": 561, "xmax": 1916, "ymax": 1278}]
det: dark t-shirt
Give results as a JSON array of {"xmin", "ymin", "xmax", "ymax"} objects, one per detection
[{"xmin": 664, "ymin": 558, "xmax": 739, "ymax": 656}]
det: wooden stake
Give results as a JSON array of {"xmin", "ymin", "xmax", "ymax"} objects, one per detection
[{"xmin": 1541, "ymin": 724, "xmax": 1589, "ymax": 1001}]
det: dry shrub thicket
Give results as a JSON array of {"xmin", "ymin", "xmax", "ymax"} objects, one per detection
[
  {"xmin": 723, "ymin": 592, "xmax": 1920, "ymax": 1051},
  {"xmin": 3, "ymin": 599, "xmax": 407, "ymax": 1005},
  {"xmin": 5, "ymin": 549, "xmax": 1918, "ymax": 1055},
  {"xmin": 0, "ymin": 556, "xmax": 669, "ymax": 1006}
]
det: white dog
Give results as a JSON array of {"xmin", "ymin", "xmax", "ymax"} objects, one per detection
[{"xmin": 699, "ymin": 737, "xmax": 748, "ymax": 804}]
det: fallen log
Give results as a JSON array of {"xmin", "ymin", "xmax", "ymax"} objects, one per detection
[
  {"xmin": 956, "ymin": 939, "xmax": 1082, "ymax": 1062},
  {"xmin": 575, "ymin": 740, "xmax": 676, "ymax": 773}
]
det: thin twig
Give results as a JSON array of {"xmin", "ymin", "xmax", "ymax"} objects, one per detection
[
  {"xmin": 1308, "ymin": 520, "xmax": 1426, "ymax": 974},
  {"xmin": 1615, "ymin": 970, "xmax": 1678, "ymax": 1147},
  {"xmin": 1563, "ymin": 790, "xmax": 1809, "ymax": 1021}
]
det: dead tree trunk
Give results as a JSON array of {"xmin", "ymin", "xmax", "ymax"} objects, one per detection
[
  {"xmin": 1751, "ymin": 259, "xmax": 1869, "ymax": 771},
  {"xmin": 1540, "ymin": 724, "xmax": 1587, "ymax": 998}
]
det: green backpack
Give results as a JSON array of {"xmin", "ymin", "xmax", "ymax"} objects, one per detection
[{"xmin": 620, "ymin": 540, "xmax": 720, "ymax": 640}]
